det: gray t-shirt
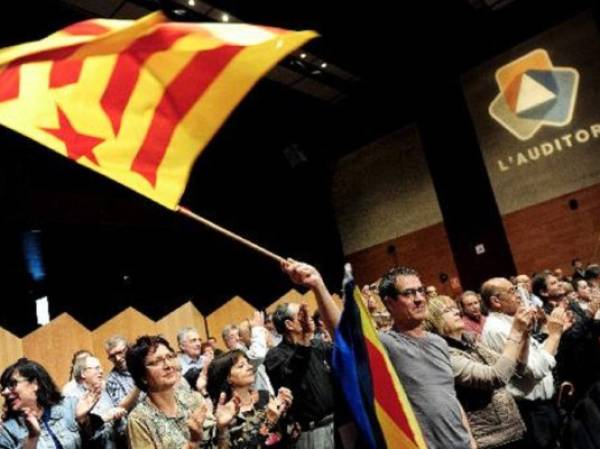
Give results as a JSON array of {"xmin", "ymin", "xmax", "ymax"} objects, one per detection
[{"xmin": 379, "ymin": 330, "xmax": 471, "ymax": 449}]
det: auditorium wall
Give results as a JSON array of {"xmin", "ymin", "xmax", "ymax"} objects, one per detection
[
  {"xmin": 0, "ymin": 291, "xmax": 342, "ymax": 387},
  {"xmin": 332, "ymin": 125, "xmax": 460, "ymax": 291},
  {"xmin": 462, "ymin": 10, "xmax": 600, "ymax": 274}
]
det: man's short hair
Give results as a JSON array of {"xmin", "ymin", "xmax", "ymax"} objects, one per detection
[
  {"xmin": 585, "ymin": 264, "xmax": 600, "ymax": 281},
  {"xmin": 458, "ymin": 290, "xmax": 478, "ymax": 311},
  {"xmin": 531, "ymin": 270, "xmax": 552, "ymax": 298},
  {"xmin": 378, "ymin": 267, "xmax": 420, "ymax": 300},
  {"xmin": 104, "ymin": 335, "xmax": 127, "ymax": 352},
  {"xmin": 72, "ymin": 355, "xmax": 92, "ymax": 382},
  {"xmin": 272, "ymin": 303, "xmax": 296, "ymax": 336},
  {"xmin": 177, "ymin": 327, "xmax": 197, "ymax": 349},
  {"xmin": 221, "ymin": 324, "xmax": 238, "ymax": 342}
]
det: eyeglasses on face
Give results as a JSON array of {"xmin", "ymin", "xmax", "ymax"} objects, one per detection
[
  {"xmin": 397, "ymin": 286, "xmax": 427, "ymax": 299},
  {"xmin": 145, "ymin": 352, "xmax": 177, "ymax": 368}
]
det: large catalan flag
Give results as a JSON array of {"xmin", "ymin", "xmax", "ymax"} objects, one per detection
[
  {"xmin": 0, "ymin": 12, "xmax": 316, "ymax": 209},
  {"xmin": 332, "ymin": 265, "xmax": 428, "ymax": 449}
]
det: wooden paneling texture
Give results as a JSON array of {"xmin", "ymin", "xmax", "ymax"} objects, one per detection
[
  {"xmin": 0, "ymin": 328, "xmax": 23, "ymax": 377},
  {"xmin": 206, "ymin": 296, "xmax": 255, "ymax": 348},
  {"xmin": 22, "ymin": 313, "xmax": 93, "ymax": 388},
  {"xmin": 2, "ymin": 286, "xmax": 386, "ymax": 387},
  {"xmin": 92, "ymin": 308, "xmax": 157, "ymax": 373},
  {"xmin": 156, "ymin": 302, "xmax": 207, "ymax": 351},
  {"xmin": 266, "ymin": 289, "xmax": 305, "ymax": 315}
]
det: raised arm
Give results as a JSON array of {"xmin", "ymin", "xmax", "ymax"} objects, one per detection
[{"xmin": 281, "ymin": 259, "xmax": 341, "ymax": 334}]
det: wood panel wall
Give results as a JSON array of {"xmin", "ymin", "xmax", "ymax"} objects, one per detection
[
  {"xmin": 92, "ymin": 308, "xmax": 157, "ymax": 373},
  {"xmin": 504, "ymin": 183, "xmax": 600, "ymax": 276},
  {"xmin": 206, "ymin": 296, "xmax": 255, "ymax": 349},
  {"xmin": 22, "ymin": 314, "xmax": 94, "ymax": 388},
  {"xmin": 347, "ymin": 222, "xmax": 460, "ymax": 296},
  {"xmin": 0, "ymin": 327, "xmax": 23, "ymax": 377},
  {"xmin": 0, "ymin": 288, "xmax": 340, "ymax": 385},
  {"xmin": 156, "ymin": 302, "xmax": 207, "ymax": 351}
]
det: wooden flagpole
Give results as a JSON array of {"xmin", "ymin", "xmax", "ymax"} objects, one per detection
[{"xmin": 176, "ymin": 205, "xmax": 285, "ymax": 264}]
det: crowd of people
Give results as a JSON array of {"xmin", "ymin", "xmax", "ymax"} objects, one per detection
[{"xmin": 1, "ymin": 258, "xmax": 600, "ymax": 449}]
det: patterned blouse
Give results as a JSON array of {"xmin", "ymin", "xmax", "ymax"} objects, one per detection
[
  {"xmin": 127, "ymin": 387, "xmax": 217, "ymax": 449},
  {"xmin": 226, "ymin": 390, "xmax": 287, "ymax": 449}
]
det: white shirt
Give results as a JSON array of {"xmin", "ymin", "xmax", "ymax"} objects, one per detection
[
  {"xmin": 237, "ymin": 326, "xmax": 274, "ymax": 395},
  {"xmin": 482, "ymin": 312, "xmax": 556, "ymax": 401}
]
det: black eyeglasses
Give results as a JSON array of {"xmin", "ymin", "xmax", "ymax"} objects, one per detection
[{"xmin": 397, "ymin": 286, "xmax": 427, "ymax": 299}]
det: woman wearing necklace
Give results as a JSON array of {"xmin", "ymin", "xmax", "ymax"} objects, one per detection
[
  {"xmin": 0, "ymin": 358, "xmax": 104, "ymax": 449},
  {"xmin": 126, "ymin": 336, "xmax": 238, "ymax": 449},
  {"xmin": 207, "ymin": 350, "xmax": 293, "ymax": 449}
]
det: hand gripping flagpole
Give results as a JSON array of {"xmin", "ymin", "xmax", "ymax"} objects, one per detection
[{"xmin": 176, "ymin": 205, "xmax": 286, "ymax": 264}]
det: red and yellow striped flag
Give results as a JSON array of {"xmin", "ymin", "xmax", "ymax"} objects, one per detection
[{"xmin": 0, "ymin": 12, "xmax": 316, "ymax": 209}]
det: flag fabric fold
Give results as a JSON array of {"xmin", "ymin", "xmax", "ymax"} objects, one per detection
[
  {"xmin": 0, "ymin": 12, "xmax": 317, "ymax": 209},
  {"xmin": 332, "ymin": 265, "xmax": 428, "ymax": 449}
]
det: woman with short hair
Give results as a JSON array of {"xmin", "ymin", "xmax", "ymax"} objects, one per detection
[{"xmin": 126, "ymin": 335, "xmax": 236, "ymax": 449}]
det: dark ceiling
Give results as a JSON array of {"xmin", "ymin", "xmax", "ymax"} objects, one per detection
[{"xmin": 0, "ymin": 0, "xmax": 596, "ymax": 335}]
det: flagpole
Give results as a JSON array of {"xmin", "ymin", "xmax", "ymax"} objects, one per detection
[{"xmin": 176, "ymin": 205, "xmax": 286, "ymax": 264}]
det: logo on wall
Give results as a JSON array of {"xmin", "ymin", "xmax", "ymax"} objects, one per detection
[{"xmin": 489, "ymin": 49, "xmax": 579, "ymax": 140}]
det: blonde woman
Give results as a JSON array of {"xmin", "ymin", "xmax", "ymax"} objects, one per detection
[{"xmin": 426, "ymin": 295, "xmax": 532, "ymax": 449}]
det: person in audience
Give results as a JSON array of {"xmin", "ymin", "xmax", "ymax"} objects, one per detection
[
  {"xmin": 458, "ymin": 291, "xmax": 486, "ymax": 337},
  {"xmin": 312, "ymin": 311, "xmax": 332, "ymax": 343},
  {"xmin": 376, "ymin": 266, "xmax": 475, "ymax": 449},
  {"xmin": 264, "ymin": 314, "xmax": 282, "ymax": 347},
  {"xmin": 204, "ymin": 339, "xmax": 224, "ymax": 357},
  {"xmin": 177, "ymin": 327, "xmax": 204, "ymax": 376},
  {"xmin": 425, "ymin": 285, "xmax": 438, "ymax": 300},
  {"xmin": 282, "ymin": 259, "xmax": 475, "ymax": 449},
  {"xmin": 207, "ymin": 350, "xmax": 293, "ymax": 449},
  {"xmin": 264, "ymin": 298, "xmax": 335, "ymax": 449},
  {"xmin": 585, "ymin": 264, "xmax": 600, "ymax": 290},
  {"xmin": 514, "ymin": 275, "xmax": 543, "ymax": 308},
  {"xmin": 63, "ymin": 350, "xmax": 93, "ymax": 396},
  {"xmin": 67, "ymin": 355, "xmax": 125, "ymax": 449},
  {"xmin": 572, "ymin": 258, "xmax": 586, "ymax": 281},
  {"xmin": 360, "ymin": 285, "xmax": 379, "ymax": 315},
  {"xmin": 481, "ymin": 277, "xmax": 567, "ymax": 449},
  {"xmin": 532, "ymin": 271, "xmax": 566, "ymax": 314},
  {"xmin": 0, "ymin": 358, "xmax": 105, "ymax": 449},
  {"xmin": 223, "ymin": 325, "xmax": 241, "ymax": 351},
  {"xmin": 236, "ymin": 313, "xmax": 274, "ymax": 395},
  {"xmin": 426, "ymin": 295, "xmax": 530, "ymax": 449},
  {"xmin": 104, "ymin": 336, "xmax": 141, "ymax": 449},
  {"xmin": 553, "ymin": 268, "xmax": 565, "ymax": 281},
  {"xmin": 126, "ymin": 335, "xmax": 236, "ymax": 449}
]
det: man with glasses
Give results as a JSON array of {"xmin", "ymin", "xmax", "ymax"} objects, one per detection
[
  {"xmin": 481, "ymin": 277, "xmax": 567, "ymax": 449},
  {"xmin": 377, "ymin": 266, "xmax": 475, "ymax": 449},
  {"xmin": 104, "ymin": 336, "xmax": 141, "ymax": 449},
  {"xmin": 67, "ymin": 354, "xmax": 127, "ymax": 449},
  {"xmin": 265, "ymin": 299, "xmax": 335, "ymax": 449}
]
